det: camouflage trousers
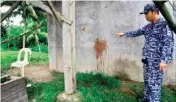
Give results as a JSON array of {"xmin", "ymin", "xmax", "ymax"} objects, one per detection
[{"xmin": 143, "ymin": 58, "xmax": 163, "ymax": 102}]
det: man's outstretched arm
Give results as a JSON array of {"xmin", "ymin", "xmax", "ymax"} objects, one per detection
[{"xmin": 116, "ymin": 25, "xmax": 146, "ymax": 37}]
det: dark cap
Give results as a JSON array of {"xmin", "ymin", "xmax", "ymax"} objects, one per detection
[{"xmin": 140, "ymin": 3, "xmax": 158, "ymax": 14}]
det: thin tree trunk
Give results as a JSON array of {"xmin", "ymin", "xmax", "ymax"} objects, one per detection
[
  {"xmin": 34, "ymin": 33, "xmax": 41, "ymax": 52},
  {"xmin": 23, "ymin": 18, "xmax": 26, "ymax": 48},
  {"xmin": 37, "ymin": 42, "xmax": 41, "ymax": 52},
  {"xmin": 8, "ymin": 38, "xmax": 10, "ymax": 50}
]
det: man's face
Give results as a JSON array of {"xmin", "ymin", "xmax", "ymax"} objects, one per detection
[{"xmin": 145, "ymin": 11, "xmax": 154, "ymax": 22}]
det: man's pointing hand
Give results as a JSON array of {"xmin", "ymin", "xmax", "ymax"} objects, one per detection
[{"xmin": 116, "ymin": 32, "xmax": 125, "ymax": 37}]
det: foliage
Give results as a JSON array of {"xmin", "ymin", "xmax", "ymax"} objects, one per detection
[
  {"xmin": 1, "ymin": 20, "xmax": 48, "ymax": 50},
  {"xmin": 1, "ymin": 1, "xmax": 48, "ymax": 50},
  {"xmin": 6, "ymin": 25, "xmax": 24, "ymax": 48}
]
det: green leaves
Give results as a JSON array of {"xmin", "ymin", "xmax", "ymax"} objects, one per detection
[
  {"xmin": 26, "ymin": 5, "xmax": 38, "ymax": 20},
  {"xmin": 21, "ymin": 1, "xmax": 38, "ymax": 20},
  {"xmin": 26, "ymin": 24, "xmax": 48, "ymax": 45}
]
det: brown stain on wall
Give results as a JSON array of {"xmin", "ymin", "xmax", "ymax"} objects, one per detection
[
  {"xmin": 93, "ymin": 38, "xmax": 107, "ymax": 60},
  {"xmin": 93, "ymin": 38, "xmax": 108, "ymax": 71}
]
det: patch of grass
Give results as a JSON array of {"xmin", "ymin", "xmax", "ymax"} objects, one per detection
[
  {"xmin": 27, "ymin": 72, "xmax": 176, "ymax": 102},
  {"xmin": 128, "ymin": 81, "xmax": 144, "ymax": 96},
  {"xmin": 27, "ymin": 72, "xmax": 64, "ymax": 102},
  {"xmin": 161, "ymin": 86, "xmax": 176, "ymax": 102},
  {"xmin": 27, "ymin": 72, "xmax": 136, "ymax": 102},
  {"xmin": 77, "ymin": 72, "xmax": 121, "ymax": 88},
  {"xmin": 77, "ymin": 73, "xmax": 136, "ymax": 102},
  {"xmin": 1, "ymin": 51, "xmax": 48, "ymax": 72}
]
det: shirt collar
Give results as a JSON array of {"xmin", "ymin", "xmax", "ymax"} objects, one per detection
[{"xmin": 152, "ymin": 18, "xmax": 161, "ymax": 24}]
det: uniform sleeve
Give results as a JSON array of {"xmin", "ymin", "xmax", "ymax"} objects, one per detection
[
  {"xmin": 124, "ymin": 25, "xmax": 146, "ymax": 37},
  {"xmin": 160, "ymin": 25, "xmax": 174, "ymax": 64}
]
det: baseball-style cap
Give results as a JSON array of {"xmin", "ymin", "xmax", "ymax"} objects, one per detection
[{"xmin": 140, "ymin": 3, "xmax": 158, "ymax": 14}]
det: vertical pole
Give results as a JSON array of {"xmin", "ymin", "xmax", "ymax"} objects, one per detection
[{"xmin": 62, "ymin": 0, "xmax": 76, "ymax": 95}]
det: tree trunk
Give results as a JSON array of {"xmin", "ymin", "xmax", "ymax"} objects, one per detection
[
  {"xmin": 23, "ymin": 18, "xmax": 26, "ymax": 48},
  {"xmin": 8, "ymin": 38, "xmax": 10, "ymax": 50},
  {"xmin": 34, "ymin": 33, "xmax": 41, "ymax": 52},
  {"xmin": 37, "ymin": 43, "xmax": 41, "ymax": 52}
]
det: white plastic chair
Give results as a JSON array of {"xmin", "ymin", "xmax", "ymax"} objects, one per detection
[{"xmin": 10, "ymin": 48, "xmax": 32, "ymax": 77}]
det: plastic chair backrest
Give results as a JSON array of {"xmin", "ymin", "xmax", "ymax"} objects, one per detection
[{"xmin": 17, "ymin": 48, "xmax": 32, "ymax": 62}]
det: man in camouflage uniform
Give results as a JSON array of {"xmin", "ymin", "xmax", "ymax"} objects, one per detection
[{"xmin": 116, "ymin": 3, "xmax": 174, "ymax": 102}]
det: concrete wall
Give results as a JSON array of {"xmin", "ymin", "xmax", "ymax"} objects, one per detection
[
  {"xmin": 47, "ymin": 1, "xmax": 64, "ymax": 72},
  {"xmin": 47, "ymin": 1, "xmax": 176, "ymax": 85},
  {"xmin": 75, "ymin": 1, "xmax": 176, "ymax": 85}
]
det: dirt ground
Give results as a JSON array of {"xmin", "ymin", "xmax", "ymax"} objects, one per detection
[{"xmin": 9, "ymin": 65, "xmax": 54, "ymax": 82}]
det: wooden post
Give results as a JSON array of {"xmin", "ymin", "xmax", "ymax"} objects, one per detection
[
  {"xmin": 47, "ymin": 1, "xmax": 79, "ymax": 101},
  {"xmin": 62, "ymin": 0, "xmax": 76, "ymax": 95}
]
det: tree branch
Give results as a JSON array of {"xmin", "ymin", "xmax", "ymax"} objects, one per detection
[
  {"xmin": 46, "ymin": 1, "xmax": 72, "ymax": 27},
  {"xmin": 0, "ymin": 21, "xmax": 46, "ymax": 44}
]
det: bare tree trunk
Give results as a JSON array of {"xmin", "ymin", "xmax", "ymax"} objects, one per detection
[
  {"xmin": 37, "ymin": 42, "xmax": 41, "ymax": 52},
  {"xmin": 8, "ymin": 38, "xmax": 10, "ymax": 50},
  {"xmin": 34, "ymin": 33, "xmax": 41, "ymax": 52},
  {"xmin": 23, "ymin": 18, "xmax": 26, "ymax": 48},
  {"xmin": 37, "ymin": 39, "xmax": 41, "ymax": 52}
]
